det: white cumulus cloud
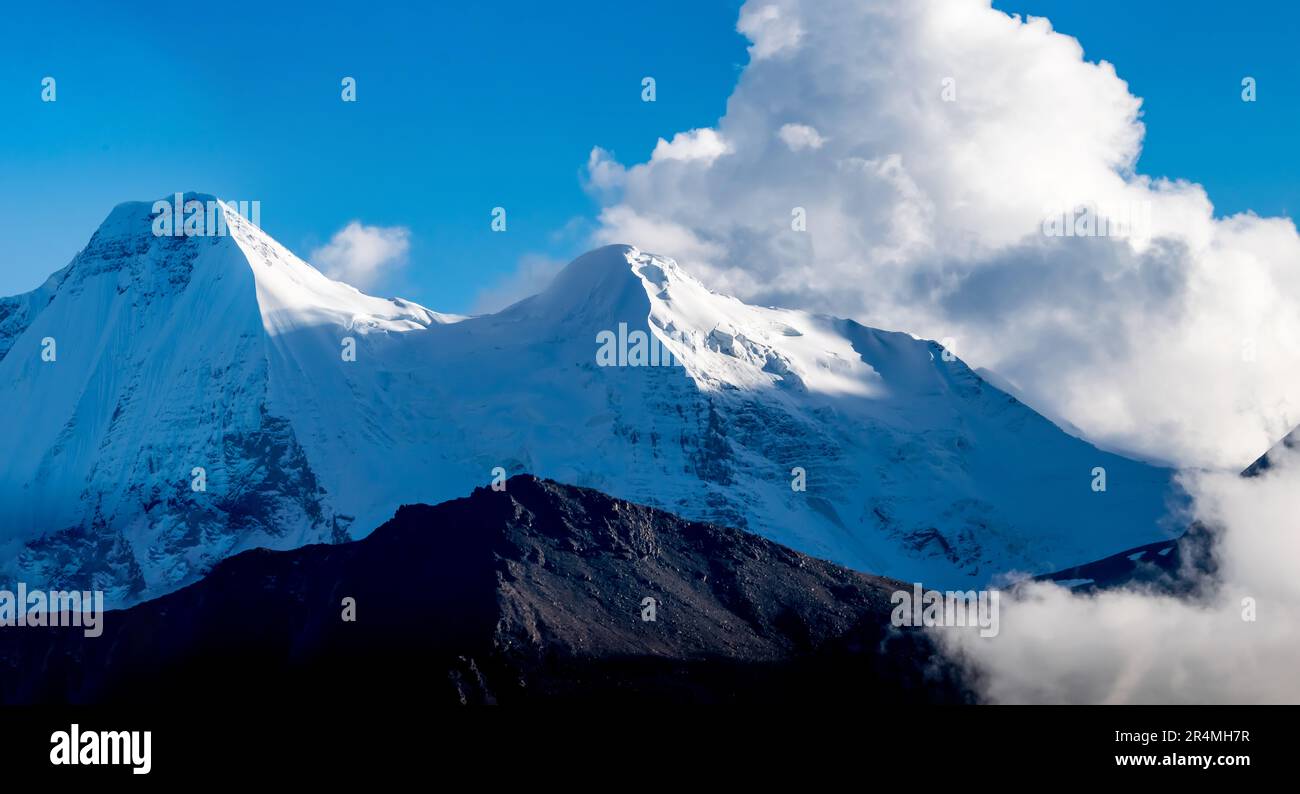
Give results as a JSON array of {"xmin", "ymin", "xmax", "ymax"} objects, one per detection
[
  {"xmin": 311, "ymin": 221, "xmax": 411, "ymax": 291},
  {"xmin": 649, "ymin": 128, "xmax": 732, "ymax": 164},
  {"xmin": 585, "ymin": 0, "xmax": 1300, "ymax": 469},
  {"xmin": 777, "ymin": 123, "xmax": 826, "ymax": 151},
  {"xmin": 738, "ymin": 3, "xmax": 805, "ymax": 60}
]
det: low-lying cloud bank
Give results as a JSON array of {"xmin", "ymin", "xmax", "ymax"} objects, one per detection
[
  {"xmin": 584, "ymin": 0, "xmax": 1300, "ymax": 469},
  {"xmin": 936, "ymin": 443, "xmax": 1300, "ymax": 704}
]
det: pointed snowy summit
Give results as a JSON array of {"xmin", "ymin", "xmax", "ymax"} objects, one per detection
[{"xmin": 0, "ymin": 197, "xmax": 1185, "ymax": 604}]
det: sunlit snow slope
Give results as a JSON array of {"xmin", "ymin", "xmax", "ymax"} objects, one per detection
[{"xmin": 0, "ymin": 196, "xmax": 1184, "ymax": 603}]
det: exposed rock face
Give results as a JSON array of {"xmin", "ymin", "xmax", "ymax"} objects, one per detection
[{"xmin": 0, "ymin": 477, "xmax": 969, "ymax": 705}]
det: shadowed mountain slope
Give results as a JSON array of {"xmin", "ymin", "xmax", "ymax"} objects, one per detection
[{"xmin": 0, "ymin": 476, "xmax": 969, "ymax": 705}]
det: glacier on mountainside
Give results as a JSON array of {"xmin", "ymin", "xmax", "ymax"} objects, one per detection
[{"xmin": 0, "ymin": 195, "xmax": 1186, "ymax": 603}]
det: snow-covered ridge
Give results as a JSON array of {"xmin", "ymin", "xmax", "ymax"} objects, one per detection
[
  {"xmin": 0, "ymin": 196, "xmax": 1186, "ymax": 604},
  {"xmin": 219, "ymin": 201, "xmax": 462, "ymax": 335}
]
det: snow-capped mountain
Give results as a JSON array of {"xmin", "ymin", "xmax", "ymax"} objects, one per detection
[{"xmin": 0, "ymin": 195, "xmax": 1184, "ymax": 603}]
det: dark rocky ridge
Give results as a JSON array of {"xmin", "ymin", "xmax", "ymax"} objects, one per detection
[
  {"xmin": 1040, "ymin": 426, "xmax": 1298, "ymax": 595},
  {"xmin": 1040, "ymin": 521, "xmax": 1216, "ymax": 596},
  {"xmin": 0, "ymin": 476, "xmax": 969, "ymax": 704}
]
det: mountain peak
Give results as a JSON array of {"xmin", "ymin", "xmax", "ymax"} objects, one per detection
[
  {"xmin": 62, "ymin": 192, "xmax": 255, "ymax": 291},
  {"xmin": 513, "ymin": 244, "xmax": 704, "ymax": 330},
  {"xmin": 69, "ymin": 193, "xmax": 450, "ymax": 334},
  {"xmin": 94, "ymin": 192, "xmax": 232, "ymax": 241},
  {"xmin": 529, "ymin": 244, "xmax": 654, "ymax": 312},
  {"xmin": 0, "ymin": 199, "xmax": 1186, "ymax": 605}
]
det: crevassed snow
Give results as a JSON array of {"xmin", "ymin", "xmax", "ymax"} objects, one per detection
[{"xmin": 0, "ymin": 197, "xmax": 1186, "ymax": 603}]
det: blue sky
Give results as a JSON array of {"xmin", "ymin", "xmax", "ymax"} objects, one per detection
[
  {"xmin": 1, "ymin": 0, "xmax": 1296, "ymax": 313},
  {"xmin": 996, "ymin": 0, "xmax": 1299, "ymax": 220}
]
